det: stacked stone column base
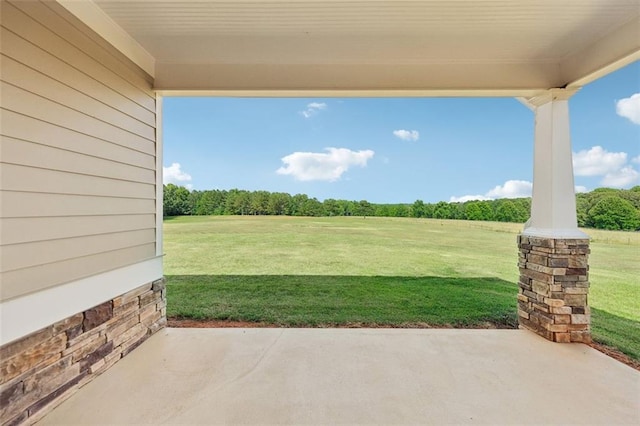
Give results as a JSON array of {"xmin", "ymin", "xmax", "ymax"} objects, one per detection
[
  {"xmin": 0, "ymin": 279, "xmax": 167, "ymax": 426},
  {"xmin": 517, "ymin": 235, "xmax": 591, "ymax": 343}
]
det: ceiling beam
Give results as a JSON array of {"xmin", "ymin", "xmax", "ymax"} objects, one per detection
[
  {"xmin": 154, "ymin": 62, "xmax": 561, "ymax": 97},
  {"xmin": 563, "ymin": 15, "xmax": 640, "ymax": 89}
]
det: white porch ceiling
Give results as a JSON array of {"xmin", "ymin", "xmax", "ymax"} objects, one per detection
[{"xmin": 69, "ymin": 0, "xmax": 640, "ymax": 95}]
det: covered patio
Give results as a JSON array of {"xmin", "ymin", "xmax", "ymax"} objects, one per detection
[
  {"xmin": 38, "ymin": 328, "xmax": 640, "ymax": 424},
  {"xmin": 1, "ymin": 1, "xmax": 639, "ymax": 425}
]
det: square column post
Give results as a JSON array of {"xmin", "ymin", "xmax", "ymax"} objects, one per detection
[{"xmin": 517, "ymin": 89, "xmax": 591, "ymax": 343}]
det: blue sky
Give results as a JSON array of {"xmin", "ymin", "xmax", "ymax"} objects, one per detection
[{"xmin": 162, "ymin": 62, "xmax": 639, "ymax": 204}]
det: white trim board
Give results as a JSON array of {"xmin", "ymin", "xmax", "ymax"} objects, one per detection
[
  {"xmin": 55, "ymin": 0, "xmax": 155, "ymax": 78},
  {"xmin": 0, "ymin": 257, "xmax": 163, "ymax": 346}
]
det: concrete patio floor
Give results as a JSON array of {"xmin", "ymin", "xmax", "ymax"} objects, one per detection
[{"xmin": 38, "ymin": 328, "xmax": 639, "ymax": 425}]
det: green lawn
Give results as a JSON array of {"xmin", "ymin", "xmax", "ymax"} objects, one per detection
[{"xmin": 164, "ymin": 216, "xmax": 640, "ymax": 360}]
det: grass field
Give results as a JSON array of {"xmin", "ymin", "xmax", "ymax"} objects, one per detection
[{"xmin": 164, "ymin": 216, "xmax": 639, "ymax": 360}]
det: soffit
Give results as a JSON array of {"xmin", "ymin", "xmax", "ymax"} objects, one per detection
[{"xmin": 85, "ymin": 0, "xmax": 640, "ymax": 94}]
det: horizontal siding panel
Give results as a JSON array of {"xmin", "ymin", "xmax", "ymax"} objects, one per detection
[
  {"xmin": 1, "ymin": 229, "xmax": 156, "ymax": 272},
  {"xmin": 13, "ymin": 0, "xmax": 154, "ymax": 89},
  {"xmin": 0, "ymin": 215, "xmax": 156, "ymax": 245},
  {"xmin": 1, "ymin": 28, "xmax": 155, "ymax": 126},
  {"xmin": 0, "ymin": 163, "xmax": 155, "ymax": 199},
  {"xmin": 1, "ymin": 137, "xmax": 155, "ymax": 184},
  {"xmin": 1, "ymin": 2, "xmax": 155, "ymax": 112},
  {"xmin": 1, "ymin": 83, "xmax": 155, "ymax": 155},
  {"xmin": 0, "ymin": 244, "xmax": 157, "ymax": 301},
  {"xmin": 1, "ymin": 55, "xmax": 155, "ymax": 140},
  {"xmin": 0, "ymin": 110, "xmax": 155, "ymax": 170},
  {"xmin": 0, "ymin": 191, "xmax": 156, "ymax": 218}
]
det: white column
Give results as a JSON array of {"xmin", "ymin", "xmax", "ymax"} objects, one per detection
[{"xmin": 521, "ymin": 89, "xmax": 588, "ymax": 239}]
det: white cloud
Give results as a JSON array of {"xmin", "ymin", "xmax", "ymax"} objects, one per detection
[
  {"xmin": 616, "ymin": 93, "xmax": 640, "ymax": 125},
  {"xmin": 572, "ymin": 146, "xmax": 640, "ymax": 188},
  {"xmin": 450, "ymin": 179, "xmax": 532, "ymax": 203},
  {"xmin": 163, "ymin": 163, "xmax": 192, "ymax": 189},
  {"xmin": 486, "ymin": 180, "xmax": 533, "ymax": 199},
  {"xmin": 393, "ymin": 129, "xmax": 420, "ymax": 141},
  {"xmin": 300, "ymin": 102, "xmax": 327, "ymax": 118},
  {"xmin": 602, "ymin": 166, "xmax": 640, "ymax": 188},
  {"xmin": 575, "ymin": 185, "xmax": 588, "ymax": 193},
  {"xmin": 276, "ymin": 147, "xmax": 374, "ymax": 182},
  {"xmin": 573, "ymin": 146, "xmax": 627, "ymax": 176}
]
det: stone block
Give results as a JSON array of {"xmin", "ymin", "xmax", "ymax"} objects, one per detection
[
  {"xmin": 83, "ymin": 301, "xmax": 113, "ymax": 332},
  {"xmin": 67, "ymin": 325, "xmax": 102, "ymax": 348},
  {"xmin": 25, "ymin": 371, "xmax": 88, "ymax": 417},
  {"xmin": 544, "ymin": 298, "xmax": 565, "ymax": 308},
  {"xmin": 521, "ymin": 268, "xmax": 553, "ymax": 284},
  {"xmin": 113, "ymin": 323, "xmax": 147, "ymax": 348},
  {"xmin": 567, "ymin": 324, "xmax": 589, "ymax": 331},
  {"xmin": 0, "ymin": 334, "xmax": 66, "ymax": 385},
  {"xmin": 571, "ymin": 314, "xmax": 590, "ymax": 325},
  {"xmin": 120, "ymin": 284, "xmax": 152, "ymax": 305},
  {"xmin": 531, "ymin": 310, "xmax": 553, "ymax": 325},
  {"xmin": 140, "ymin": 290, "xmax": 161, "ymax": 308},
  {"xmin": 138, "ymin": 303, "xmax": 157, "ymax": 321},
  {"xmin": 63, "ymin": 333, "xmax": 106, "ymax": 361},
  {"xmin": 78, "ymin": 341, "xmax": 114, "ymax": 373},
  {"xmin": 532, "ymin": 280, "xmax": 550, "ymax": 296},
  {"xmin": 148, "ymin": 317, "xmax": 167, "ymax": 335},
  {"xmin": 112, "ymin": 299, "xmax": 139, "ymax": 317},
  {"xmin": 0, "ymin": 328, "xmax": 53, "ymax": 362},
  {"xmin": 568, "ymin": 257, "xmax": 588, "ymax": 268},
  {"xmin": 106, "ymin": 314, "xmax": 140, "ymax": 342},
  {"xmin": 570, "ymin": 331, "xmax": 592, "ymax": 343},
  {"xmin": 554, "ymin": 275, "xmax": 581, "ymax": 282},
  {"xmin": 152, "ymin": 278, "xmax": 166, "ymax": 292},
  {"xmin": 52, "ymin": 314, "xmax": 84, "ymax": 335},
  {"xmin": 528, "ymin": 237, "xmax": 555, "ymax": 248},
  {"xmin": 549, "ymin": 306, "xmax": 572, "ymax": 314},
  {"xmin": 554, "ymin": 332, "xmax": 571, "ymax": 343},
  {"xmin": 66, "ymin": 325, "xmax": 84, "ymax": 341},
  {"xmin": 546, "ymin": 323, "xmax": 568, "ymax": 332},
  {"xmin": 564, "ymin": 287, "xmax": 588, "ymax": 294},
  {"xmin": 532, "ymin": 303, "xmax": 549, "ymax": 313},
  {"xmin": 565, "ymin": 268, "xmax": 587, "ymax": 276},
  {"xmin": 554, "ymin": 315, "xmax": 571, "ymax": 325},
  {"xmin": 22, "ymin": 356, "xmax": 72, "ymax": 394},
  {"xmin": 565, "ymin": 294, "xmax": 587, "ymax": 307},
  {"xmin": 527, "ymin": 253, "xmax": 548, "ymax": 266},
  {"xmin": 3, "ymin": 410, "xmax": 28, "ymax": 426},
  {"xmin": 549, "ymin": 257, "xmax": 569, "ymax": 267},
  {"xmin": 0, "ymin": 380, "xmax": 24, "ymax": 415},
  {"xmin": 24, "ymin": 359, "xmax": 80, "ymax": 400},
  {"xmin": 141, "ymin": 311, "xmax": 162, "ymax": 327}
]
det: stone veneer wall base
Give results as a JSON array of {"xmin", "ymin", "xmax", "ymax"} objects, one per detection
[
  {"xmin": 0, "ymin": 279, "xmax": 166, "ymax": 426},
  {"xmin": 517, "ymin": 235, "xmax": 591, "ymax": 343}
]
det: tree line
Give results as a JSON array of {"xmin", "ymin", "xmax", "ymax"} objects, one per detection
[{"xmin": 164, "ymin": 184, "xmax": 640, "ymax": 231}]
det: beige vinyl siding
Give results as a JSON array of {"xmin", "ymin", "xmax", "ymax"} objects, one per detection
[
  {"xmin": 2, "ymin": 110, "xmax": 155, "ymax": 169},
  {"xmin": 0, "ymin": 245, "xmax": 157, "ymax": 301},
  {"xmin": 0, "ymin": 0, "xmax": 158, "ymax": 301}
]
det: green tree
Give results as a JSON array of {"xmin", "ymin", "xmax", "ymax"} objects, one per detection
[
  {"xmin": 433, "ymin": 201, "xmax": 451, "ymax": 219},
  {"xmin": 163, "ymin": 184, "xmax": 191, "ymax": 216},
  {"xmin": 495, "ymin": 200, "xmax": 520, "ymax": 222},
  {"xmin": 587, "ymin": 196, "xmax": 640, "ymax": 230},
  {"xmin": 269, "ymin": 192, "xmax": 292, "ymax": 215},
  {"xmin": 354, "ymin": 200, "xmax": 374, "ymax": 217},
  {"xmin": 411, "ymin": 200, "xmax": 425, "ymax": 218},
  {"xmin": 464, "ymin": 202, "xmax": 483, "ymax": 221}
]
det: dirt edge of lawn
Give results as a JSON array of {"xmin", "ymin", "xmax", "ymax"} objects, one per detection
[{"xmin": 167, "ymin": 318, "xmax": 639, "ymax": 372}]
